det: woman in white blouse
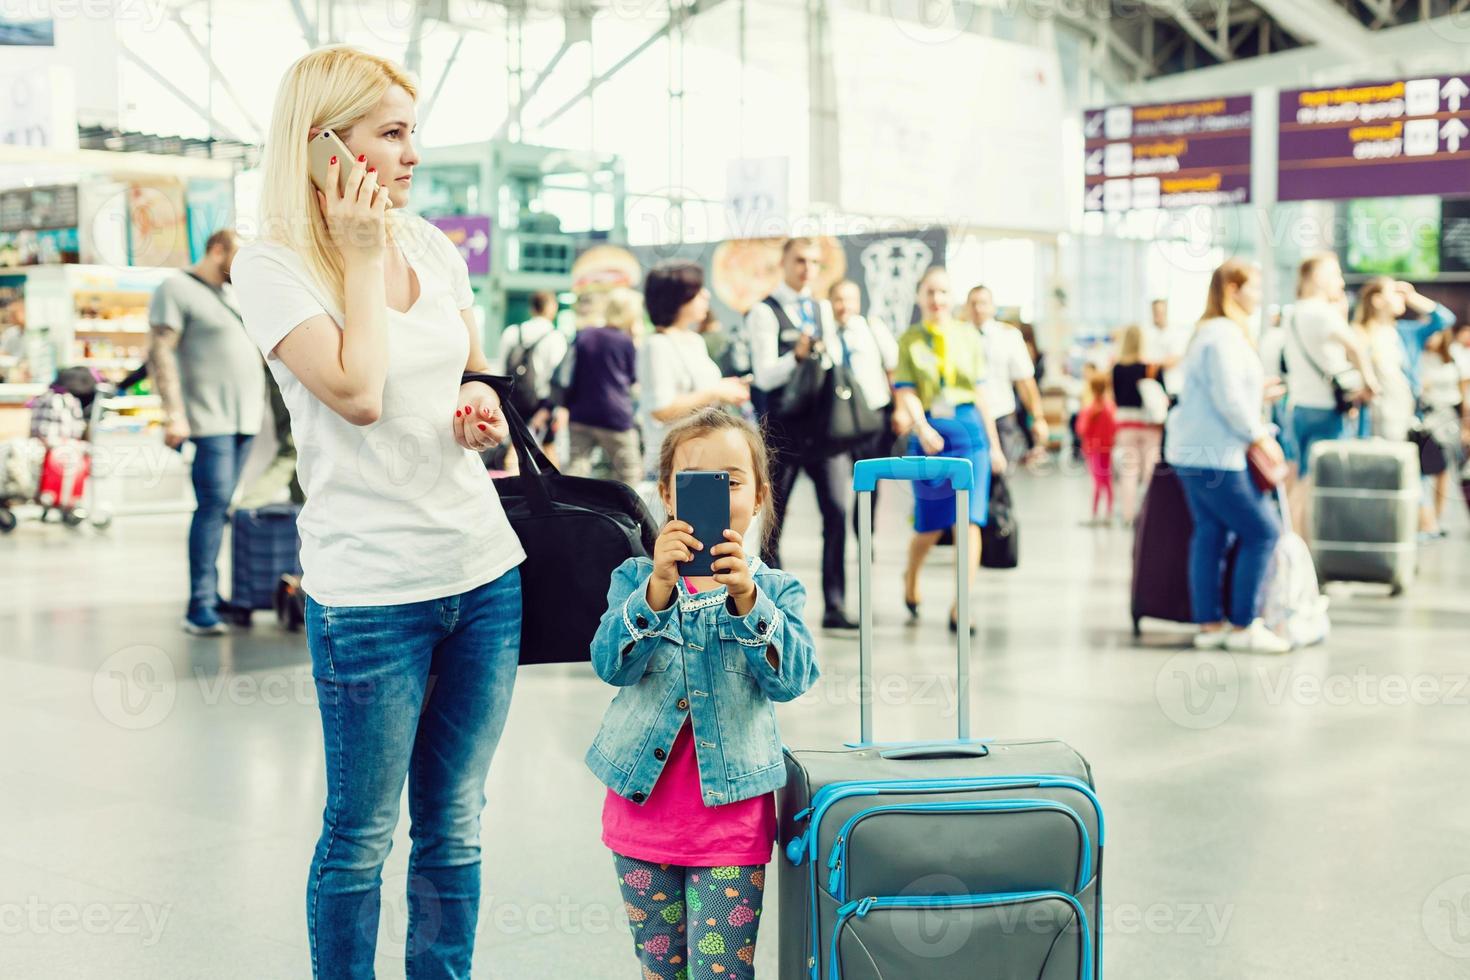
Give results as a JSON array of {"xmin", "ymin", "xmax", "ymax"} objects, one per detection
[
  {"xmin": 637, "ymin": 261, "xmax": 750, "ymax": 476},
  {"xmin": 231, "ymin": 46, "xmax": 523, "ymax": 978}
]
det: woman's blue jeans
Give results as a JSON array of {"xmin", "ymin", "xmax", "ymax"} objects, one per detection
[
  {"xmin": 303, "ymin": 568, "xmax": 521, "ymax": 980},
  {"xmin": 1175, "ymin": 467, "xmax": 1281, "ymax": 628}
]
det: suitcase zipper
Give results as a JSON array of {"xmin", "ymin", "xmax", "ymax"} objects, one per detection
[
  {"xmin": 828, "ymin": 890, "xmax": 1094, "ymax": 980},
  {"xmin": 824, "ymin": 799, "xmax": 1093, "ymax": 902},
  {"xmin": 795, "ymin": 774, "xmax": 1105, "ymax": 867}
]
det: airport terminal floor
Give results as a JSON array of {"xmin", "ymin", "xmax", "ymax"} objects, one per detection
[{"xmin": 2, "ymin": 468, "xmax": 1468, "ymax": 979}]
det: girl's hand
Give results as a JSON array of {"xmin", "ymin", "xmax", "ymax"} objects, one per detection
[
  {"xmin": 990, "ymin": 443, "xmax": 1008, "ymax": 475},
  {"xmin": 916, "ymin": 422, "xmax": 945, "ymax": 456},
  {"xmin": 316, "ymin": 155, "xmax": 387, "ymax": 256},
  {"xmin": 710, "ymin": 529, "xmax": 756, "ymax": 615},
  {"xmin": 454, "ymin": 382, "xmax": 507, "ymax": 453},
  {"xmin": 651, "ymin": 520, "xmax": 702, "ymax": 592}
]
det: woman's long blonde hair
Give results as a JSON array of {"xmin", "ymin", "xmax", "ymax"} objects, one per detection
[
  {"xmin": 256, "ymin": 46, "xmax": 418, "ymax": 309},
  {"xmin": 1352, "ymin": 275, "xmax": 1396, "ymax": 329},
  {"xmin": 1116, "ymin": 324, "xmax": 1144, "ymax": 365}
]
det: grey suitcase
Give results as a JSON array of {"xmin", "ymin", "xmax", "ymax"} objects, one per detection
[
  {"xmin": 1309, "ymin": 440, "xmax": 1418, "ymax": 594},
  {"xmin": 779, "ymin": 457, "xmax": 1102, "ymax": 980}
]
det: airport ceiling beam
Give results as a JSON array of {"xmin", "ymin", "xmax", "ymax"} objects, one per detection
[
  {"xmin": 530, "ymin": 0, "xmax": 730, "ymax": 134},
  {"xmin": 1248, "ymin": 0, "xmax": 1377, "ymax": 61}
]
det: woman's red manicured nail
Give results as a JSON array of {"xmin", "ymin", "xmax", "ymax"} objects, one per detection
[
  {"xmin": 367, "ymin": 167, "xmax": 376, "ymax": 173},
  {"xmin": 477, "ymin": 423, "xmax": 487, "ymax": 431},
  {"xmin": 464, "ymin": 406, "xmax": 471, "ymax": 414},
  {"xmin": 330, "ymin": 156, "xmax": 337, "ymax": 165},
  {"xmin": 357, "ymin": 154, "xmax": 365, "ymax": 162},
  {"xmin": 455, "ymin": 410, "xmax": 462, "ymax": 418}
]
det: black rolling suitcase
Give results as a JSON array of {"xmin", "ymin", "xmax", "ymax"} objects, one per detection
[
  {"xmin": 779, "ymin": 456, "xmax": 1102, "ymax": 980},
  {"xmin": 1130, "ymin": 462, "xmax": 1237, "ymax": 636}
]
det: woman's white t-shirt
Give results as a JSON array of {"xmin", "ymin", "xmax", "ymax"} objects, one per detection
[
  {"xmin": 231, "ymin": 213, "xmax": 524, "ymax": 607},
  {"xmin": 638, "ymin": 327, "xmax": 723, "ymax": 469}
]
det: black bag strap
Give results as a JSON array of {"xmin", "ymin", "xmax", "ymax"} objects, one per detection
[
  {"xmin": 463, "ymin": 371, "xmax": 555, "ymax": 514},
  {"xmin": 1287, "ymin": 308, "xmax": 1340, "ymax": 390},
  {"xmin": 183, "ymin": 269, "xmax": 244, "ymax": 325}
]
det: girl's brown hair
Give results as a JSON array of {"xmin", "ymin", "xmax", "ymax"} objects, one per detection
[
  {"xmin": 657, "ymin": 408, "xmax": 773, "ymax": 552},
  {"xmin": 1087, "ymin": 373, "xmax": 1111, "ymax": 401},
  {"xmin": 1201, "ymin": 259, "xmax": 1257, "ymax": 325}
]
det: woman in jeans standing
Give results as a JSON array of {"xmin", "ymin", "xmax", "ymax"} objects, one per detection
[
  {"xmin": 232, "ymin": 47, "xmax": 524, "ymax": 979},
  {"xmin": 1165, "ymin": 259, "xmax": 1290, "ymax": 654}
]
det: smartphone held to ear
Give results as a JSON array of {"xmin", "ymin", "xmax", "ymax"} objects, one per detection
[
  {"xmin": 308, "ymin": 130, "xmax": 353, "ymax": 196},
  {"xmin": 675, "ymin": 471, "xmax": 730, "ymax": 577}
]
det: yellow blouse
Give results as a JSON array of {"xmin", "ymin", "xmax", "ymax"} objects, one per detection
[{"xmin": 894, "ymin": 318, "xmax": 988, "ymax": 412}]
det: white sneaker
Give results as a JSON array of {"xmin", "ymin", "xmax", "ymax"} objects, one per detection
[
  {"xmin": 1224, "ymin": 620, "xmax": 1292, "ymax": 654},
  {"xmin": 1192, "ymin": 629, "xmax": 1231, "ymax": 650}
]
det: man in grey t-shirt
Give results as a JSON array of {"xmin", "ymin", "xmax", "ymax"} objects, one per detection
[{"xmin": 147, "ymin": 228, "xmax": 265, "ymax": 635}]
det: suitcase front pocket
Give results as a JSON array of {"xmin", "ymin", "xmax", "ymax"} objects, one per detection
[
  {"xmin": 825, "ymin": 799, "xmax": 1092, "ymax": 903},
  {"xmin": 829, "ymin": 891, "xmax": 1092, "ymax": 980}
]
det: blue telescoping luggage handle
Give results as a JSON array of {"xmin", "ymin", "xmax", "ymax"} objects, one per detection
[
  {"xmin": 853, "ymin": 456, "xmax": 973, "ymax": 745},
  {"xmin": 853, "ymin": 456, "xmax": 974, "ymax": 492}
]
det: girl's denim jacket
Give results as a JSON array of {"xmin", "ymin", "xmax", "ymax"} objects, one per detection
[{"xmin": 585, "ymin": 555, "xmax": 819, "ymax": 807}]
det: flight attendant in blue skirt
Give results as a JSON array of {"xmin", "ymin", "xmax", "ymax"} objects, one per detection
[{"xmin": 893, "ymin": 266, "xmax": 1008, "ymax": 633}]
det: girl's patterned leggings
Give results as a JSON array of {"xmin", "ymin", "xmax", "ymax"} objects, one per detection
[{"xmin": 613, "ymin": 853, "xmax": 767, "ymax": 979}]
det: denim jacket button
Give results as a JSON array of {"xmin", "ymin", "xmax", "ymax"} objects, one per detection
[
  {"xmin": 677, "ymin": 698, "xmax": 689, "ymax": 711},
  {"xmin": 654, "ymin": 747, "xmax": 666, "ymax": 761},
  {"xmin": 631, "ymin": 791, "xmax": 646, "ymax": 803},
  {"xmin": 635, "ymin": 614, "xmax": 649, "ymax": 630}
]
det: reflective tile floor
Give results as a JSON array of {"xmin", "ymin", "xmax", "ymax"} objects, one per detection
[{"xmin": 2, "ymin": 467, "xmax": 1468, "ymax": 978}]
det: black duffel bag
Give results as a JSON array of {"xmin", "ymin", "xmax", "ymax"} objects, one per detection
[
  {"xmin": 980, "ymin": 471, "xmax": 1019, "ymax": 570},
  {"xmin": 466, "ymin": 373, "xmax": 658, "ymax": 666}
]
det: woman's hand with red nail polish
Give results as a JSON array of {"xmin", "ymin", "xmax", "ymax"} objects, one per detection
[{"xmin": 453, "ymin": 382, "xmax": 507, "ymax": 453}]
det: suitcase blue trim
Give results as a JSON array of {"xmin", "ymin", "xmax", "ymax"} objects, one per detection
[
  {"xmin": 825, "ymin": 799, "xmax": 1093, "ymax": 901},
  {"xmin": 830, "ymin": 890, "xmax": 1093, "ymax": 980}
]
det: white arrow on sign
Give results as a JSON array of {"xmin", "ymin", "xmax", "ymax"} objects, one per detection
[
  {"xmin": 1443, "ymin": 77, "xmax": 1470, "ymax": 113},
  {"xmin": 1085, "ymin": 149, "xmax": 1104, "ymax": 176},
  {"xmin": 1085, "ymin": 114, "xmax": 1104, "ymax": 139},
  {"xmin": 1443, "ymin": 118, "xmax": 1469, "ymax": 153},
  {"xmin": 466, "ymin": 230, "xmax": 488, "ymax": 255},
  {"xmin": 1085, "ymin": 184, "xmax": 1105, "ymax": 209}
]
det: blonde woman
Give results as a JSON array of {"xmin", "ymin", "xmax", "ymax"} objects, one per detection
[
  {"xmin": 561, "ymin": 285, "xmax": 644, "ymax": 484},
  {"xmin": 1110, "ymin": 324, "xmax": 1164, "ymax": 523},
  {"xmin": 231, "ymin": 47, "xmax": 524, "ymax": 977},
  {"xmin": 1164, "ymin": 260, "xmax": 1288, "ymax": 654}
]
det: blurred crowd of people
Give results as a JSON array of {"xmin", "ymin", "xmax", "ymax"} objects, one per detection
[{"xmin": 497, "ymin": 238, "xmax": 1051, "ymax": 632}]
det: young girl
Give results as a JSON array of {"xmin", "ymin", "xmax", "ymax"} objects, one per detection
[
  {"xmin": 1077, "ymin": 373, "xmax": 1119, "ymax": 524},
  {"xmin": 587, "ymin": 408, "xmax": 819, "ymax": 979}
]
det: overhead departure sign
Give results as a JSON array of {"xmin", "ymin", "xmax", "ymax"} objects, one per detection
[
  {"xmin": 1082, "ymin": 96, "xmax": 1253, "ymax": 213},
  {"xmin": 1278, "ymin": 76, "xmax": 1470, "ymax": 202}
]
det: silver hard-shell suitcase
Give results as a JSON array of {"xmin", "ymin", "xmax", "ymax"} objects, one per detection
[
  {"xmin": 778, "ymin": 457, "xmax": 1103, "ymax": 979},
  {"xmin": 1309, "ymin": 440, "xmax": 1419, "ymax": 594}
]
